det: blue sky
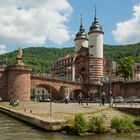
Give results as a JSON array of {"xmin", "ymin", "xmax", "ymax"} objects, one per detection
[{"xmin": 0, "ymin": 0, "xmax": 140, "ymax": 53}]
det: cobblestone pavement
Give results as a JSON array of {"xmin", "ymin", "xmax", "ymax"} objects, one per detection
[
  {"xmin": 20, "ymin": 102, "xmax": 109, "ymax": 114},
  {"xmin": 0, "ymin": 102, "xmax": 109, "ymax": 120},
  {"xmin": 0, "ymin": 102, "xmax": 139, "ymax": 121}
]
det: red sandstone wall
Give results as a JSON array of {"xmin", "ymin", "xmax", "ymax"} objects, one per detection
[
  {"xmin": 103, "ymin": 81, "xmax": 140, "ymax": 98},
  {"xmin": 0, "ymin": 68, "xmax": 8, "ymax": 101},
  {"xmin": 7, "ymin": 66, "xmax": 31, "ymax": 101},
  {"xmin": 112, "ymin": 82, "xmax": 122, "ymax": 97}
]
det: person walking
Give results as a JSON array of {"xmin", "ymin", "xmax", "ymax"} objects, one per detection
[
  {"xmin": 110, "ymin": 93, "xmax": 114, "ymax": 107},
  {"xmin": 86, "ymin": 92, "xmax": 90, "ymax": 105},
  {"xmin": 78, "ymin": 93, "xmax": 84, "ymax": 105},
  {"xmin": 64, "ymin": 96, "xmax": 69, "ymax": 104},
  {"xmin": 101, "ymin": 92, "xmax": 106, "ymax": 106}
]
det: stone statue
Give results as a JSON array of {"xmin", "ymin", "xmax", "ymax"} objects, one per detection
[
  {"xmin": 16, "ymin": 47, "xmax": 23, "ymax": 65},
  {"xmin": 17, "ymin": 47, "xmax": 22, "ymax": 58}
]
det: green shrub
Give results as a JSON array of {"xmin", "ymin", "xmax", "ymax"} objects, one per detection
[
  {"xmin": 89, "ymin": 116, "xmax": 106, "ymax": 133},
  {"xmin": 74, "ymin": 113, "xmax": 88, "ymax": 134},
  {"xmin": 111, "ymin": 116, "xmax": 134, "ymax": 132},
  {"xmin": 134, "ymin": 117, "xmax": 140, "ymax": 127},
  {"xmin": 62, "ymin": 118, "xmax": 75, "ymax": 135},
  {"xmin": 64, "ymin": 118, "xmax": 74, "ymax": 128}
]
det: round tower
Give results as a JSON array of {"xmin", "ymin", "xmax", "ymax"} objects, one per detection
[
  {"xmin": 88, "ymin": 7, "xmax": 104, "ymax": 85},
  {"xmin": 74, "ymin": 15, "xmax": 88, "ymax": 52},
  {"xmin": 7, "ymin": 48, "xmax": 31, "ymax": 101},
  {"xmin": 7, "ymin": 65, "xmax": 31, "ymax": 101}
]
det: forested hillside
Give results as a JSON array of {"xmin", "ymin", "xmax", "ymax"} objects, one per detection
[
  {"xmin": 104, "ymin": 43, "xmax": 140, "ymax": 62},
  {"xmin": 0, "ymin": 47, "xmax": 74, "ymax": 73},
  {"xmin": 0, "ymin": 42, "xmax": 140, "ymax": 73}
]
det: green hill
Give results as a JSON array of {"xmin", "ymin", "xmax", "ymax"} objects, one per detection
[
  {"xmin": 0, "ymin": 47, "xmax": 74, "ymax": 73},
  {"xmin": 0, "ymin": 42, "xmax": 140, "ymax": 73},
  {"xmin": 104, "ymin": 43, "xmax": 140, "ymax": 62}
]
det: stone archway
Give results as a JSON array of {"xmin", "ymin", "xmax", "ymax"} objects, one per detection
[{"xmin": 31, "ymin": 84, "xmax": 60, "ymax": 101}]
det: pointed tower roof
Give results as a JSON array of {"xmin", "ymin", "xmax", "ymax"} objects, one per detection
[
  {"xmin": 89, "ymin": 6, "xmax": 104, "ymax": 34},
  {"xmin": 74, "ymin": 15, "xmax": 88, "ymax": 41}
]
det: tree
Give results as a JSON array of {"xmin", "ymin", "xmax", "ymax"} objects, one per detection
[{"xmin": 116, "ymin": 56, "xmax": 134, "ymax": 80}]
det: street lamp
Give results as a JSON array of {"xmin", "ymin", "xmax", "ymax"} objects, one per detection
[
  {"xmin": 49, "ymin": 86, "xmax": 52, "ymax": 117},
  {"xmin": 100, "ymin": 76, "xmax": 110, "ymax": 94},
  {"xmin": 109, "ymin": 74, "xmax": 112, "ymax": 96}
]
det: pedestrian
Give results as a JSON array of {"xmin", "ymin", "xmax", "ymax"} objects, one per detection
[
  {"xmin": 78, "ymin": 92, "xmax": 84, "ymax": 105},
  {"xmin": 64, "ymin": 96, "xmax": 69, "ymax": 104},
  {"xmin": 101, "ymin": 92, "xmax": 106, "ymax": 106},
  {"xmin": 34, "ymin": 97, "xmax": 37, "ymax": 102},
  {"xmin": 39, "ymin": 96, "xmax": 42, "ymax": 102},
  {"xmin": 86, "ymin": 92, "xmax": 90, "ymax": 105},
  {"xmin": 110, "ymin": 93, "xmax": 114, "ymax": 107}
]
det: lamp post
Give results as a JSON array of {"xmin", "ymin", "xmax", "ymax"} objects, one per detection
[
  {"xmin": 109, "ymin": 73, "xmax": 112, "ymax": 96},
  {"xmin": 100, "ymin": 76, "xmax": 110, "ymax": 93},
  {"xmin": 99, "ymin": 77, "xmax": 103, "ymax": 106},
  {"xmin": 49, "ymin": 86, "xmax": 52, "ymax": 117}
]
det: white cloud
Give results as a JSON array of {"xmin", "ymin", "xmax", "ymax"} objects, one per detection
[
  {"xmin": 112, "ymin": 3, "xmax": 140, "ymax": 44},
  {"xmin": 0, "ymin": 0, "xmax": 73, "ymax": 47},
  {"xmin": 0, "ymin": 44, "xmax": 6, "ymax": 54}
]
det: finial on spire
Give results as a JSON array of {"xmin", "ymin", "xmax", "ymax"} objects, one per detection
[
  {"xmin": 94, "ymin": 5, "xmax": 98, "ymax": 24},
  {"xmin": 94, "ymin": 5, "xmax": 96, "ymax": 18},
  {"xmin": 80, "ymin": 14, "xmax": 83, "ymax": 27},
  {"xmin": 79, "ymin": 14, "xmax": 84, "ymax": 32}
]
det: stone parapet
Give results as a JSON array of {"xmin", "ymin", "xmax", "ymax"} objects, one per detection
[{"xmin": 6, "ymin": 65, "xmax": 31, "ymax": 72}]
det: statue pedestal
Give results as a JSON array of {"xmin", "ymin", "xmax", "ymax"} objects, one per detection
[{"xmin": 7, "ymin": 65, "xmax": 32, "ymax": 101}]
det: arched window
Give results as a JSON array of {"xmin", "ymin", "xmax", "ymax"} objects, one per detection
[{"xmin": 81, "ymin": 67, "xmax": 85, "ymax": 72}]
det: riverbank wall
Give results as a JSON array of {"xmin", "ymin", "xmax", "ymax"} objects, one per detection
[
  {"xmin": 0, "ymin": 105, "xmax": 63, "ymax": 131},
  {"xmin": 114, "ymin": 107, "xmax": 140, "ymax": 115}
]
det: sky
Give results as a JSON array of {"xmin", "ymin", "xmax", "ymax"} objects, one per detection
[{"xmin": 0, "ymin": 0, "xmax": 140, "ymax": 54}]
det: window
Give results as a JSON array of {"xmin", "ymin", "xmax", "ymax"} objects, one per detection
[
  {"xmin": 81, "ymin": 67, "xmax": 85, "ymax": 72},
  {"xmin": 69, "ymin": 58, "xmax": 71, "ymax": 63}
]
